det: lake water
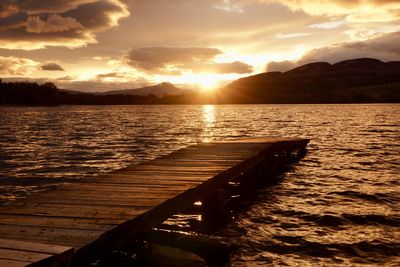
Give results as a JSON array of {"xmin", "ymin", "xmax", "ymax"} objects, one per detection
[{"xmin": 0, "ymin": 104, "xmax": 399, "ymax": 266}]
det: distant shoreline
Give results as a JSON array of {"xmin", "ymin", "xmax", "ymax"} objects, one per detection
[
  {"xmin": 2, "ymin": 102, "xmax": 400, "ymax": 107},
  {"xmin": 2, "ymin": 58, "xmax": 400, "ymax": 106}
]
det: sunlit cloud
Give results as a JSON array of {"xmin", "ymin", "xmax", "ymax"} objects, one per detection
[
  {"xmin": 310, "ymin": 20, "xmax": 345, "ymax": 29},
  {"xmin": 276, "ymin": 32, "xmax": 312, "ymax": 39},
  {"xmin": 0, "ymin": 0, "xmax": 129, "ymax": 50},
  {"xmin": 255, "ymin": 0, "xmax": 400, "ymax": 21},
  {"xmin": 266, "ymin": 31, "xmax": 400, "ymax": 72},
  {"xmin": 301, "ymin": 31, "xmax": 400, "ymax": 63},
  {"xmin": 214, "ymin": 0, "xmax": 244, "ymax": 13},
  {"xmin": 26, "ymin": 14, "xmax": 83, "ymax": 33},
  {"xmin": 251, "ymin": 0, "xmax": 400, "ymax": 40},
  {"xmin": 0, "ymin": 56, "xmax": 40, "ymax": 75}
]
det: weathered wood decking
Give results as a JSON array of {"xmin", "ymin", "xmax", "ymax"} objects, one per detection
[{"xmin": 0, "ymin": 137, "xmax": 309, "ymax": 266}]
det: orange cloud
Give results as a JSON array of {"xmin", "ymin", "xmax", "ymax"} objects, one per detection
[
  {"xmin": 26, "ymin": 14, "xmax": 83, "ymax": 33},
  {"xmin": 0, "ymin": 0, "xmax": 129, "ymax": 50},
  {"xmin": 257, "ymin": 0, "xmax": 400, "ymax": 22},
  {"xmin": 0, "ymin": 56, "xmax": 40, "ymax": 75},
  {"xmin": 266, "ymin": 31, "xmax": 400, "ymax": 71},
  {"xmin": 126, "ymin": 46, "xmax": 253, "ymax": 74},
  {"xmin": 127, "ymin": 47, "xmax": 222, "ymax": 71}
]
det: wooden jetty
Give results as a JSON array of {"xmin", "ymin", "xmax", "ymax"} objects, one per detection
[{"xmin": 0, "ymin": 137, "xmax": 309, "ymax": 266}]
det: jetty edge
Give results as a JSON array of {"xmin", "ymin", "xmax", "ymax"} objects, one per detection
[{"xmin": 0, "ymin": 137, "xmax": 309, "ymax": 267}]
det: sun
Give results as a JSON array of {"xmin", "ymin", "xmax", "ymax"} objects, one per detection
[
  {"xmin": 154, "ymin": 72, "xmax": 223, "ymax": 91},
  {"xmin": 196, "ymin": 74, "xmax": 218, "ymax": 91}
]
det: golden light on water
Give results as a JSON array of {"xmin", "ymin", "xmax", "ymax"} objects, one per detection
[
  {"xmin": 201, "ymin": 105, "xmax": 216, "ymax": 143},
  {"xmin": 202, "ymin": 105, "xmax": 215, "ymax": 124}
]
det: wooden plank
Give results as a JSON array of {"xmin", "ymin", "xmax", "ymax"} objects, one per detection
[
  {"xmin": 0, "ymin": 214, "xmax": 123, "ymax": 230},
  {"xmin": 89, "ymin": 179, "xmax": 202, "ymax": 187},
  {"xmin": 59, "ymin": 183, "xmax": 187, "ymax": 191},
  {"xmin": 0, "ymin": 239, "xmax": 74, "ymax": 267},
  {"xmin": 0, "ymin": 248, "xmax": 51, "ymax": 263},
  {"xmin": 0, "ymin": 259, "xmax": 28, "ymax": 267},
  {"xmin": 0, "ymin": 239, "xmax": 72, "ymax": 255},
  {"xmin": 0, "ymin": 205, "xmax": 148, "ymax": 220},
  {"xmin": 16, "ymin": 198, "xmax": 167, "ymax": 208},
  {"xmin": 0, "ymin": 225, "xmax": 103, "ymax": 247},
  {"xmin": 34, "ymin": 191, "xmax": 179, "ymax": 200}
]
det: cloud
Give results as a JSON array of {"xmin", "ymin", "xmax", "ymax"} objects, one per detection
[
  {"xmin": 0, "ymin": 0, "xmax": 129, "ymax": 50},
  {"xmin": 96, "ymin": 72, "xmax": 125, "ymax": 79},
  {"xmin": 256, "ymin": 0, "xmax": 400, "ymax": 21},
  {"xmin": 245, "ymin": 0, "xmax": 400, "ymax": 40},
  {"xmin": 95, "ymin": 71, "xmax": 137, "ymax": 82},
  {"xmin": 126, "ymin": 47, "xmax": 222, "ymax": 71},
  {"xmin": 275, "ymin": 32, "xmax": 311, "ymax": 39},
  {"xmin": 209, "ymin": 61, "xmax": 253, "ymax": 74},
  {"xmin": 0, "ymin": 1, "xmax": 97, "ymax": 14},
  {"xmin": 300, "ymin": 31, "xmax": 400, "ymax": 63},
  {"xmin": 309, "ymin": 20, "xmax": 345, "ymax": 29},
  {"xmin": 26, "ymin": 14, "xmax": 83, "ymax": 33},
  {"xmin": 266, "ymin": 60, "xmax": 298, "ymax": 72},
  {"xmin": 266, "ymin": 31, "xmax": 400, "ymax": 71},
  {"xmin": 0, "ymin": 56, "xmax": 40, "ymax": 75},
  {"xmin": 126, "ymin": 46, "xmax": 253, "ymax": 74},
  {"xmin": 40, "ymin": 63, "xmax": 65, "ymax": 71},
  {"xmin": 57, "ymin": 78, "xmax": 151, "ymax": 92}
]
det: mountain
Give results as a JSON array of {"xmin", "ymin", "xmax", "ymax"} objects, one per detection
[
  {"xmin": 214, "ymin": 58, "xmax": 400, "ymax": 104},
  {"xmin": 102, "ymin": 82, "xmax": 189, "ymax": 96}
]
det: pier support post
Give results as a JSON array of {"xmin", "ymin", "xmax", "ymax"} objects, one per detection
[
  {"xmin": 201, "ymin": 188, "xmax": 230, "ymax": 228},
  {"xmin": 297, "ymin": 147, "xmax": 307, "ymax": 158}
]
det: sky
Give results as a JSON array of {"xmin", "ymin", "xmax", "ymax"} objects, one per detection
[{"xmin": 0, "ymin": 0, "xmax": 400, "ymax": 92}]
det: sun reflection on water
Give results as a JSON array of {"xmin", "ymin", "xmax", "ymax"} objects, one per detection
[{"xmin": 201, "ymin": 105, "xmax": 215, "ymax": 143}]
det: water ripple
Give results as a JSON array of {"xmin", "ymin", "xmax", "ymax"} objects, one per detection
[{"xmin": 0, "ymin": 104, "xmax": 399, "ymax": 266}]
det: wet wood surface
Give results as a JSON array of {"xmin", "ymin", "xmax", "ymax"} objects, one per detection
[{"xmin": 0, "ymin": 138, "xmax": 309, "ymax": 266}]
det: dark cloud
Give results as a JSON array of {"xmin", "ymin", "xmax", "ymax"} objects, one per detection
[
  {"xmin": 0, "ymin": 1, "xmax": 97, "ymax": 14},
  {"xmin": 127, "ymin": 46, "xmax": 222, "ymax": 71},
  {"xmin": 64, "ymin": 1, "xmax": 127, "ymax": 31},
  {"xmin": 126, "ymin": 46, "xmax": 252, "ymax": 74},
  {"xmin": 0, "ymin": 12, "xmax": 27, "ymax": 30},
  {"xmin": 40, "ymin": 63, "xmax": 64, "ymax": 71},
  {"xmin": 95, "ymin": 72, "xmax": 136, "ymax": 81},
  {"xmin": 0, "ymin": 0, "xmax": 129, "ymax": 49},
  {"xmin": 204, "ymin": 61, "xmax": 253, "ymax": 74},
  {"xmin": 96, "ymin": 72, "xmax": 124, "ymax": 79}
]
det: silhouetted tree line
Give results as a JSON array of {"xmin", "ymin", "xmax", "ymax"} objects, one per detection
[
  {"xmin": 0, "ymin": 79, "xmax": 201, "ymax": 106},
  {"xmin": 0, "ymin": 79, "xmax": 60, "ymax": 105}
]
